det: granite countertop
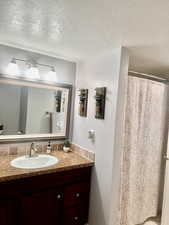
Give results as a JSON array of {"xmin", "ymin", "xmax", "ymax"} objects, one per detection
[{"xmin": 0, "ymin": 151, "xmax": 94, "ymax": 183}]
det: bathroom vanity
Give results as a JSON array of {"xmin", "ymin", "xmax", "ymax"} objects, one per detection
[
  {"xmin": 0, "ymin": 152, "xmax": 93, "ymax": 225},
  {"xmin": 0, "ymin": 74, "xmax": 93, "ymax": 225}
]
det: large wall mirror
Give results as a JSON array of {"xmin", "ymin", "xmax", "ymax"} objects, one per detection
[{"xmin": 0, "ymin": 75, "xmax": 72, "ymax": 142}]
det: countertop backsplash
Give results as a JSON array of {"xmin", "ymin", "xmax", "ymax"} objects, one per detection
[
  {"xmin": 0, "ymin": 142, "xmax": 95, "ymax": 161},
  {"xmin": 0, "ymin": 141, "xmax": 64, "ymax": 157}
]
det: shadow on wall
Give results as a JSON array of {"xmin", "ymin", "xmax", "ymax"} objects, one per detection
[{"xmin": 89, "ymin": 167, "xmax": 107, "ymax": 225}]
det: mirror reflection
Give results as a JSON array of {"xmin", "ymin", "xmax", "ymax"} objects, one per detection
[{"xmin": 0, "ymin": 83, "xmax": 69, "ymax": 136}]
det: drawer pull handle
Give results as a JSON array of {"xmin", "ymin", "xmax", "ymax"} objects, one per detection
[
  {"xmin": 74, "ymin": 216, "xmax": 78, "ymax": 220},
  {"xmin": 57, "ymin": 194, "xmax": 61, "ymax": 199},
  {"xmin": 76, "ymin": 193, "xmax": 80, "ymax": 198}
]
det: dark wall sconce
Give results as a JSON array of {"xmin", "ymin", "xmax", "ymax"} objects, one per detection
[
  {"xmin": 78, "ymin": 89, "xmax": 88, "ymax": 117},
  {"xmin": 95, "ymin": 87, "xmax": 106, "ymax": 119}
]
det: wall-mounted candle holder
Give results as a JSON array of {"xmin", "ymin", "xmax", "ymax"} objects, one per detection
[
  {"xmin": 78, "ymin": 89, "xmax": 88, "ymax": 117},
  {"xmin": 55, "ymin": 91, "xmax": 62, "ymax": 112},
  {"xmin": 95, "ymin": 87, "xmax": 106, "ymax": 119}
]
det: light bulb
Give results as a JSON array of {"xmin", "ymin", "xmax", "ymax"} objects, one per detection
[
  {"xmin": 44, "ymin": 67, "xmax": 57, "ymax": 82},
  {"xmin": 6, "ymin": 59, "xmax": 20, "ymax": 76},
  {"xmin": 26, "ymin": 65, "xmax": 40, "ymax": 79}
]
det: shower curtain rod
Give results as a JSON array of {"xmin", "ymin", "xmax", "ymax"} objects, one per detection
[{"xmin": 129, "ymin": 70, "xmax": 169, "ymax": 84}]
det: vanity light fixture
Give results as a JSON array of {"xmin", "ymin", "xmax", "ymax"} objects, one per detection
[
  {"xmin": 7, "ymin": 58, "xmax": 57, "ymax": 82},
  {"xmin": 6, "ymin": 58, "xmax": 20, "ymax": 76}
]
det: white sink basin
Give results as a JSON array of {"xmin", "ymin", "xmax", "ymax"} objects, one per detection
[{"xmin": 10, "ymin": 154, "xmax": 59, "ymax": 169}]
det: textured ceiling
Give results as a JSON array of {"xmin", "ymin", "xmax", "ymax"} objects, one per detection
[{"xmin": 0, "ymin": 0, "xmax": 169, "ymax": 75}]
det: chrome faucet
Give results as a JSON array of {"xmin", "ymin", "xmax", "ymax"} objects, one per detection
[{"xmin": 29, "ymin": 143, "xmax": 38, "ymax": 157}]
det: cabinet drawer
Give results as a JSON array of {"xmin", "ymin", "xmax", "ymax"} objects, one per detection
[
  {"xmin": 63, "ymin": 206, "xmax": 84, "ymax": 225},
  {"xmin": 64, "ymin": 182, "xmax": 90, "ymax": 207}
]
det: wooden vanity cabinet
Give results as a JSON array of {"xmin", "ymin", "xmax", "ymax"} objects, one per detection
[
  {"xmin": 0, "ymin": 166, "xmax": 92, "ymax": 225},
  {"xmin": 0, "ymin": 198, "xmax": 17, "ymax": 225}
]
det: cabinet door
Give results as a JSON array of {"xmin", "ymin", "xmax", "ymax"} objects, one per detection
[
  {"xmin": 20, "ymin": 189, "xmax": 62, "ymax": 225},
  {"xmin": 0, "ymin": 199, "xmax": 16, "ymax": 225}
]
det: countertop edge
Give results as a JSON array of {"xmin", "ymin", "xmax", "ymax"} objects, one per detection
[{"xmin": 0, "ymin": 161, "xmax": 94, "ymax": 183}]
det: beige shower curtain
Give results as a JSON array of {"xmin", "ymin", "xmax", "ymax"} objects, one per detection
[{"xmin": 120, "ymin": 76, "xmax": 168, "ymax": 225}]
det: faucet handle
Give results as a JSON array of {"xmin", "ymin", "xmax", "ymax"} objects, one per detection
[
  {"xmin": 34, "ymin": 145, "xmax": 39, "ymax": 152},
  {"xmin": 29, "ymin": 142, "xmax": 39, "ymax": 157},
  {"xmin": 31, "ymin": 142, "xmax": 39, "ymax": 151}
]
